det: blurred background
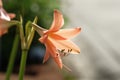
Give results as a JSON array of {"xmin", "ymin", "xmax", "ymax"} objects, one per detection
[
  {"xmin": 0, "ymin": 0, "xmax": 120, "ymax": 80},
  {"xmin": 62, "ymin": 0, "xmax": 120, "ymax": 80}
]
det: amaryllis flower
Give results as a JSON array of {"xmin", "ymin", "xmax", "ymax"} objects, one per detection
[
  {"xmin": 32, "ymin": 10, "xmax": 81, "ymax": 69},
  {"xmin": 0, "ymin": 0, "xmax": 15, "ymax": 36}
]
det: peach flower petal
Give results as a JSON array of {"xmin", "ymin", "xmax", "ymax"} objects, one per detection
[
  {"xmin": 49, "ymin": 10, "xmax": 64, "ymax": 32},
  {"xmin": 0, "ymin": 6, "xmax": 15, "ymax": 36},
  {"xmin": 8, "ymin": 13, "xmax": 16, "ymax": 19},
  {"xmin": 43, "ymin": 48, "xmax": 50, "ymax": 63},
  {"xmin": 45, "ymin": 38, "xmax": 63, "ymax": 68},
  {"xmin": 49, "ymin": 37, "xmax": 80, "ymax": 54},
  {"xmin": 52, "ymin": 27, "xmax": 81, "ymax": 39}
]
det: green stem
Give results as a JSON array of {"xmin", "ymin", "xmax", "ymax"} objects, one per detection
[
  {"xmin": 5, "ymin": 32, "xmax": 19, "ymax": 80},
  {"xmin": 18, "ymin": 49, "xmax": 28, "ymax": 80}
]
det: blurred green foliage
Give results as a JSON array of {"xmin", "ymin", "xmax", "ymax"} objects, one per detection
[{"xmin": 3, "ymin": 0, "xmax": 61, "ymax": 28}]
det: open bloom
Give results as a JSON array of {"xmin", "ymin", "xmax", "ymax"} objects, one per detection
[
  {"xmin": 0, "ymin": 0, "xmax": 15, "ymax": 36},
  {"xmin": 33, "ymin": 10, "xmax": 81, "ymax": 69}
]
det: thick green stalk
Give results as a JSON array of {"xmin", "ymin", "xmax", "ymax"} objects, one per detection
[
  {"xmin": 18, "ymin": 49, "xmax": 28, "ymax": 80},
  {"xmin": 5, "ymin": 32, "xmax": 19, "ymax": 80},
  {"xmin": 18, "ymin": 17, "xmax": 36, "ymax": 80}
]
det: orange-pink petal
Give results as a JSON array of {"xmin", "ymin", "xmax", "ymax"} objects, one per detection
[
  {"xmin": 8, "ymin": 13, "xmax": 16, "ymax": 19},
  {"xmin": 50, "ymin": 33, "xmax": 66, "ymax": 40},
  {"xmin": 51, "ymin": 27, "xmax": 81, "ymax": 39},
  {"xmin": 0, "ymin": 19, "xmax": 9, "ymax": 36},
  {"xmin": 43, "ymin": 48, "xmax": 50, "ymax": 63},
  {"xmin": 44, "ymin": 38, "xmax": 63, "ymax": 68},
  {"xmin": 0, "ymin": 8, "xmax": 10, "ymax": 21},
  {"xmin": 0, "ymin": 0, "xmax": 3, "ymax": 7},
  {"xmin": 0, "ymin": 6, "xmax": 15, "ymax": 36},
  {"xmin": 39, "ymin": 35, "xmax": 48, "ymax": 43},
  {"xmin": 0, "ymin": 19, "xmax": 14, "ymax": 28},
  {"xmin": 49, "ymin": 10, "xmax": 64, "ymax": 32},
  {"xmin": 0, "ymin": 27, "xmax": 7, "ymax": 36},
  {"xmin": 49, "ymin": 37, "xmax": 80, "ymax": 54},
  {"xmin": 45, "ymin": 38, "xmax": 58, "ymax": 57}
]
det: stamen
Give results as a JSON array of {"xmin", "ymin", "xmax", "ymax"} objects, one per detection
[
  {"xmin": 58, "ymin": 49, "xmax": 71, "ymax": 57},
  {"xmin": 63, "ymin": 64, "xmax": 72, "ymax": 72},
  {"xmin": 61, "ymin": 49, "xmax": 65, "ymax": 52},
  {"xmin": 69, "ymin": 49, "xmax": 72, "ymax": 52},
  {"xmin": 56, "ymin": 53, "xmax": 59, "ymax": 56},
  {"xmin": 63, "ymin": 52, "xmax": 69, "ymax": 56}
]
